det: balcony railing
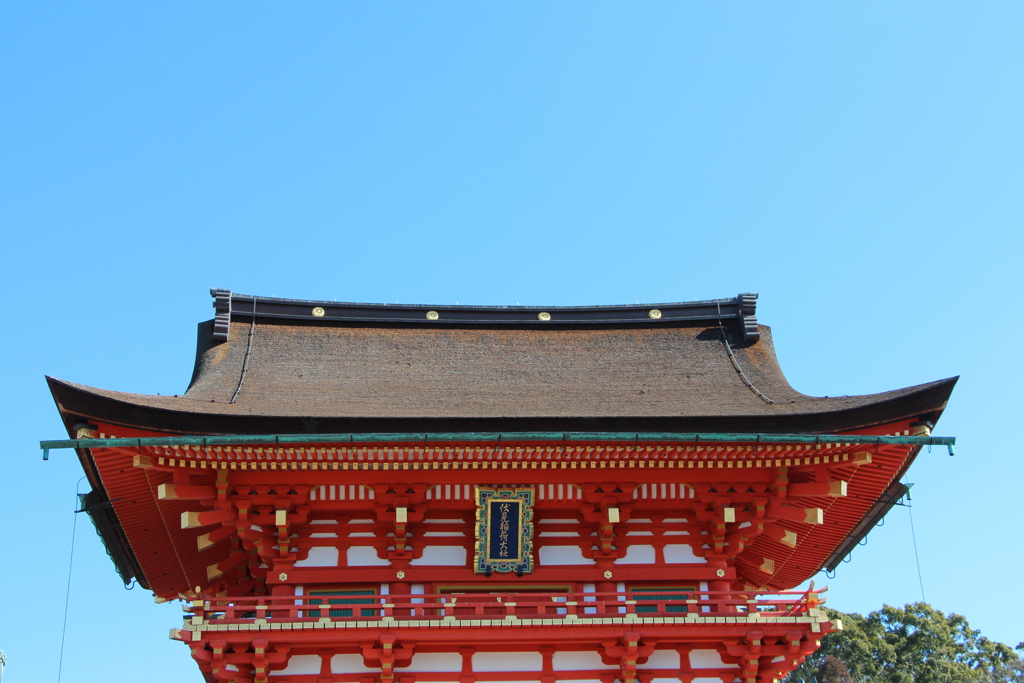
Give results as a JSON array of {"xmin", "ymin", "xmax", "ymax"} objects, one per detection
[{"xmin": 182, "ymin": 589, "xmax": 827, "ymax": 629}]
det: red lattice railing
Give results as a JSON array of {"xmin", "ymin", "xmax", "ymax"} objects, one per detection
[{"xmin": 184, "ymin": 589, "xmax": 825, "ymax": 624}]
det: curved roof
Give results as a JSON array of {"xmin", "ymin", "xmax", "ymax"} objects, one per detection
[{"xmin": 48, "ymin": 291, "xmax": 956, "ymax": 436}]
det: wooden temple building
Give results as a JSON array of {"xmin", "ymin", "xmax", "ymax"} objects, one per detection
[{"xmin": 43, "ymin": 290, "xmax": 956, "ymax": 683}]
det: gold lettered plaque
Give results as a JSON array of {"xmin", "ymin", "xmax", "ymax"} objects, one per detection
[{"xmin": 474, "ymin": 487, "xmax": 535, "ymax": 575}]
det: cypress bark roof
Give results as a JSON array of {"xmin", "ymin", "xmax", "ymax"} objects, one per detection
[{"xmin": 47, "ymin": 291, "xmax": 956, "ymax": 435}]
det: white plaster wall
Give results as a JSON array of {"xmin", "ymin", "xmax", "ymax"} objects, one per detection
[
  {"xmin": 401, "ymin": 653, "xmax": 463, "ymax": 672},
  {"xmin": 620, "ymin": 544, "xmax": 656, "ymax": 564},
  {"xmin": 690, "ymin": 650, "xmax": 731, "ymax": 669},
  {"xmin": 410, "ymin": 545, "xmax": 467, "ymax": 566},
  {"xmin": 473, "ymin": 652, "xmax": 543, "ymax": 672},
  {"xmin": 294, "ymin": 546, "xmax": 339, "ymax": 567},
  {"xmin": 552, "ymin": 651, "xmax": 614, "ymax": 671},
  {"xmin": 331, "ymin": 654, "xmax": 380, "ymax": 674},
  {"xmin": 639, "ymin": 650, "xmax": 679, "ymax": 669},
  {"xmin": 663, "ymin": 544, "xmax": 703, "ymax": 564},
  {"xmin": 539, "ymin": 545, "xmax": 594, "ymax": 565},
  {"xmin": 347, "ymin": 546, "xmax": 390, "ymax": 566},
  {"xmin": 277, "ymin": 655, "xmax": 321, "ymax": 675}
]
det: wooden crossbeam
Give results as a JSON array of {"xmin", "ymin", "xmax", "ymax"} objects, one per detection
[
  {"xmin": 182, "ymin": 508, "xmax": 235, "ymax": 529},
  {"xmin": 788, "ymin": 481, "xmax": 847, "ymax": 498},
  {"xmin": 158, "ymin": 483, "xmax": 218, "ymax": 500}
]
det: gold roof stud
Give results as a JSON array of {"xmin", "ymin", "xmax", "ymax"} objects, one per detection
[
  {"xmin": 648, "ymin": 309, "xmax": 662, "ymax": 319},
  {"xmin": 426, "ymin": 310, "xmax": 440, "ymax": 321},
  {"xmin": 538, "ymin": 311, "xmax": 551, "ymax": 321},
  {"xmin": 311, "ymin": 306, "xmax": 325, "ymax": 317}
]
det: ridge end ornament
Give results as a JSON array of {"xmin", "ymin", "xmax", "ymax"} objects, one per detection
[
  {"xmin": 737, "ymin": 292, "xmax": 760, "ymax": 343},
  {"xmin": 210, "ymin": 288, "xmax": 231, "ymax": 343},
  {"xmin": 474, "ymin": 487, "xmax": 535, "ymax": 575}
]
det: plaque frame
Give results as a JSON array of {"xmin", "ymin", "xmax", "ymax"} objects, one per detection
[{"xmin": 474, "ymin": 487, "xmax": 535, "ymax": 575}]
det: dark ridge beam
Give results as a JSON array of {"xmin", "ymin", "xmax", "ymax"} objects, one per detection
[{"xmin": 206, "ymin": 289, "xmax": 760, "ymax": 338}]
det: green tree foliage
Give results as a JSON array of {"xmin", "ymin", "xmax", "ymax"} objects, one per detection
[{"xmin": 784, "ymin": 603, "xmax": 1023, "ymax": 683}]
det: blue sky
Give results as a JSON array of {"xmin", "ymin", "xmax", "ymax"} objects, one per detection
[{"xmin": 2, "ymin": 2, "xmax": 1022, "ymax": 681}]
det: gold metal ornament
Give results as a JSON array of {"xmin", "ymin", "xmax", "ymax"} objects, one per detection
[
  {"xmin": 474, "ymin": 487, "xmax": 535, "ymax": 575},
  {"xmin": 396, "ymin": 570, "xmax": 406, "ymax": 580},
  {"xmin": 426, "ymin": 310, "xmax": 439, "ymax": 320},
  {"xmin": 716, "ymin": 569, "xmax": 726, "ymax": 578},
  {"xmin": 278, "ymin": 572, "xmax": 289, "ymax": 581},
  {"xmin": 311, "ymin": 307, "xmax": 325, "ymax": 317},
  {"xmin": 648, "ymin": 309, "xmax": 662, "ymax": 319},
  {"xmin": 537, "ymin": 311, "xmax": 551, "ymax": 321},
  {"xmin": 603, "ymin": 570, "xmax": 613, "ymax": 579}
]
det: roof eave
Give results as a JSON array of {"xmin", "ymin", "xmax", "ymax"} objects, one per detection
[{"xmin": 46, "ymin": 375, "xmax": 958, "ymax": 437}]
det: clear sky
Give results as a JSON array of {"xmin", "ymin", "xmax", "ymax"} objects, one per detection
[{"xmin": 2, "ymin": 2, "xmax": 1022, "ymax": 681}]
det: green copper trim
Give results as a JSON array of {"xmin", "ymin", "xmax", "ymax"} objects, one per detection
[{"xmin": 40, "ymin": 432, "xmax": 956, "ymax": 460}]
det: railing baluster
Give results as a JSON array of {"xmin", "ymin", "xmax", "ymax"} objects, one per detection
[{"xmin": 181, "ymin": 588, "xmax": 821, "ymax": 631}]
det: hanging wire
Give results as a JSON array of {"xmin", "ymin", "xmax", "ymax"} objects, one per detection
[
  {"xmin": 230, "ymin": 297, "xmax": 257, "ymax": 404},
  {"xmin": 58, "ymin": 477, "xmax": 87, "ymax": 683},
  {"xmin": 905, "ymin": 477, "xmax": 927, "ymax": 603},
  {"xmin": 715, "ymin": 301, "xmax": 774, "ymax": 404}
]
